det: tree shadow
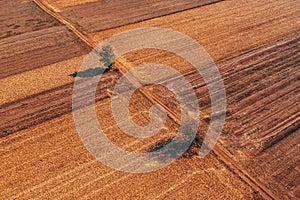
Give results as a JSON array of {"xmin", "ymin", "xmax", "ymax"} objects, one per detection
[
  {"xmin": 69, "ymin": 67, "xmax": 109, "ymax": 78},
  {"xmin": 70, "ymin": 45, "xmax": 117, "ymax": 78},
  {"xmin": 148, "ymin": 134, "xmax": 203, "ymax": 161}
]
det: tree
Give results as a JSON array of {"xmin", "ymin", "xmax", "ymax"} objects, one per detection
[
  {"xmin": 69, "ymin": 45, "xmax": 117, "ymax": 77},
  {"xmin": 100, "ymin": 45, "xmax": 116, "ymax": 71}
]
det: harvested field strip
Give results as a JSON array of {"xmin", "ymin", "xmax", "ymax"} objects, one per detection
[
  {"xmin": 90, "ymin": 0, "xmax": 300, "ymax": 63},
  {"xmin": 260, "ymin": 120, "xmax": 299, "ymax": 154},
  {"xmin": 233, "ymin": 89, "xmax": 299, "ymax": 137},
  {"xmin": 47, "ymin": 0, "xmax": 221, "ymax": 33},
  {"xmin": 217, "ymin": 36, "xmax": 299, "ymax": 199},
  {"xmin": 85, "ymin": 163, "xmax": 252, "ymax": 200},
  {"xmin": 0, "ymin": 0, "xmax": 59, "ymax": 39},
  {"xmin": 37, "ymin": 157, "xmax": 254, "ymax": 199},
  {"xmin": 246, "ymin": 127, "xmax": 300, "ymax": 200},
  {"xmin": 0, "ymin": 97, "xmax": 256, "ymax": 199},
  {"xmin": 0, "ymin": 71, "xmax": 120, "ymax": 137},
  {"xmin": 0, "ymin": 55, "xmax": 85, "ymax": 105},
  {"xmin": 224, "ymin": 77, "xmax": 299, "ymax": 148},
  {"xmin": 0, "ymin": 26, "xmax": 90, "ymax": 79},
  {"xmin": 154, "ymin": 169, "xmax": 262, "ymax": 200},
  {"xmin": 225, "ymin": 66, "xmax": 299, "ymax": 119}
]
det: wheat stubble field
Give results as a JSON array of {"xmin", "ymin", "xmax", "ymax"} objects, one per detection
[{"xmin": 0, "ymin": 0, "xmax": 299, "ymax": 199}]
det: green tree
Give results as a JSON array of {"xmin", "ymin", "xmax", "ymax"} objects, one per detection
[
  {"xmin": 69, "ymin": 45, "xmax": 117, "ymax": 78},
  {"xmin": 100, "ymin": 45, "xmax": 116, "ymax": 71}
]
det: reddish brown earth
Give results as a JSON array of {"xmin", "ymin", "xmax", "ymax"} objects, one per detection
[
  {"xmin": 0, "ymin": 0, "xmax": 59, "ymax": 39},
  {"xmin": 216, "ymin": 33, "xmax": 299, "ymax": 200},
  {"xmin": 136, "ymin": 33, "xmax": 300, "ymax": 199},
  {"xmin": 0, "ymin": 0, "xmax": 91, "ymax": 79},
  {"xmin": 0, "ymin": 26, "xmax": 90, "ymax": 78},
  {"xmin": 1, "ymin": 0, "xmax": 299, "ymax": 199},
  {"xmin": 59, "ymin": 0, "xmax": 221, "ymax": 33}
]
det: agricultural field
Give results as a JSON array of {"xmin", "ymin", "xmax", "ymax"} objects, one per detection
[
  {"xmin": 39, "ymin": 0, "xmax": 221, "ymax": 32},
  {"xmin": 0, "ymin": 0, "xmax": 59, "ymax": 39},
  {"xmin": 0, "ymin": 0, "xmax": 299, "ymax": 199},
  {"xmin": 136, "ymin": 33, "xmax": 300, "ymax": 199}
]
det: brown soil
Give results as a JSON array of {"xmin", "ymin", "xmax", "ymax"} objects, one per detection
[
  {"xmin": 0, "ymin": 26, "xmax": 90, "ymax": 79},
  {"xmin": 0, "ymin": 0, "xmax": 60, "ymax": 39},
  {"xmin": 60, "ymin": 0, "xmax": 221, "ymax": 33},
  {"xmin": 136, "ymin": 33, "xmax": 300, "ymax": 199},
  {"xmin": 1, "ymin": 0, "xmax": 299, "ymax": 199},
  {"xmin": 89, "ymin": 0, "xmax": 300, "ymax": 64},
  {"xmin": 42, "ymin": 0, "xmax": 98, "ymax": 11}
]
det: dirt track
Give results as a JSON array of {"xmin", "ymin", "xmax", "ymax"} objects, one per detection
[{"xmin": 1, "ymin": 0, "xmax": 299, "ymax": 199}]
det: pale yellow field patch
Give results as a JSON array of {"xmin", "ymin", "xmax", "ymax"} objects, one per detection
[{"xmin": 0, "ymin": 55, "xmax": 85, "ymax": 105}]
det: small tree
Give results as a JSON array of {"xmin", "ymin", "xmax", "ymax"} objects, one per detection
[
  {"xmin": 100, "ymin": 45, "xmax": 116, "ymax": 71},
  {"xmin": 69, "ymin": 45, "xmax": 117, "ymax": 77}
]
